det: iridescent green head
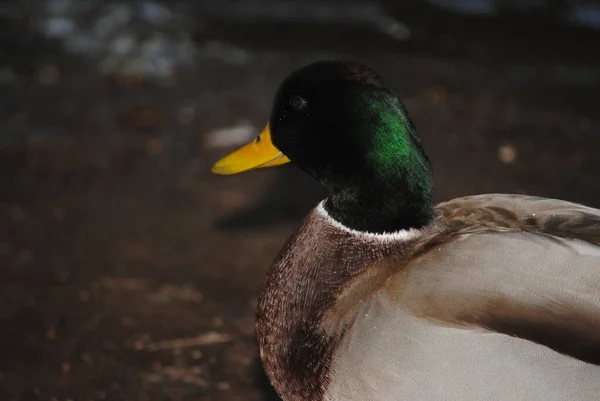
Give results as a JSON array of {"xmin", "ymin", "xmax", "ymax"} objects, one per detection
[{"xmin": 213, "ymin": 60, "xmax": 434, "ymax": 233}]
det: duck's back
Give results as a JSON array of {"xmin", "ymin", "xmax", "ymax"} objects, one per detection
[{"xmin": 258, "ymin": 195, "xmax": 600, "ymax": 401}]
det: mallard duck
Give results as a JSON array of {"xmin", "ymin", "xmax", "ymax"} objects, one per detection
[{"xmin": 211, "ymin": 60, "xmax": 600, "ymax": 401}]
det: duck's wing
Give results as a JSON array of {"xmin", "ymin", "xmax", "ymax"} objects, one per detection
[
  {"xmin": 402, "ymin": 194, "xmax": 600, "ymax": 365},
  {"xmin": 325, "ymin": 195, "xmax": 600, "ymax": 401}
]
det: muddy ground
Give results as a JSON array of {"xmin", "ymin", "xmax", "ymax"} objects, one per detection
[{"xmin": 2, "ymin": 2, "xmax": 600, "ymax": 400}]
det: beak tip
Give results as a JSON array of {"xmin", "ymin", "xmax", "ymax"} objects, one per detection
[
  {"xmin": 211, "ymin": 161, "xmax": 243, "ymax": 176},
  {"xmin": 211, "ymin": 163, "xmax": 228, "ymax": 175}
]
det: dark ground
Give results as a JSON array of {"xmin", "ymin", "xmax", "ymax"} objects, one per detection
[{"xmin": 1, "ymin": 1, "xmax": 600, "ymax": 400}]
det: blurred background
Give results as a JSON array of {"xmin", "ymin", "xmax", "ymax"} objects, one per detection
[{"xmin": 1, "ymin": 0, "xmax": 600, "ymax": 400}]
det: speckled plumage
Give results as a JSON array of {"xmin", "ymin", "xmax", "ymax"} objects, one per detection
[{"xmin": 257, "ymin": 194, "xmax": 600, "ymax": 401}]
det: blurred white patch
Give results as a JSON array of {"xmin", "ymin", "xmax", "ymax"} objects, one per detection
[
  {"xmin": 379, "ymin": 20, "xmax": 410, "ymax": 41},
  {"xmin": 42, "ymin": 17, "xmax": 76, "ymax": 37},
  {"xmin": 139, "ymin": 1, "xmax": 172, "ymax": 24},
  {"xmin": 498, "ymin": 145, "xmax": 517, "ymax": 164},
  {"xmin": 108, "ymin": 34, "xmax": 136, "ymax": 56},
  {"xmin": 205, "ymin": 121, "xmax": 256, "ymax": 149},
  {"xmin": 37, "ymin": 1, "xmax": 196, "ymax": 79}
]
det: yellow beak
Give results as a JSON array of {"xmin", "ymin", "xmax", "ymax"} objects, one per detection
[{"xmin": 211, "ymin": 123, "xmax": 291, "ymax": 175}]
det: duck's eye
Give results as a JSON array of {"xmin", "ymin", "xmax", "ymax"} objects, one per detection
[
  {"xmin": 255, "ymin": 135, "xmax": 261, "ymax": 143},
  {"xmin": 289, "ymin": 95, "xmax": 307, "ymax": 111}
]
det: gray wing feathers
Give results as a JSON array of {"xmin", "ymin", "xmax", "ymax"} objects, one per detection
[{"xmin": 406, "ymin": 194, "xmax": 600, "ymax": 364}]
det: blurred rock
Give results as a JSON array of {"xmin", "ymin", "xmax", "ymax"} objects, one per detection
[
  {"xmin": 37, "ymin": 0, "xmax": 197, "ymax": 79},
  {"xmin": 205, "ymin": 121, "xmax": 257, "ymax": 149}
]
